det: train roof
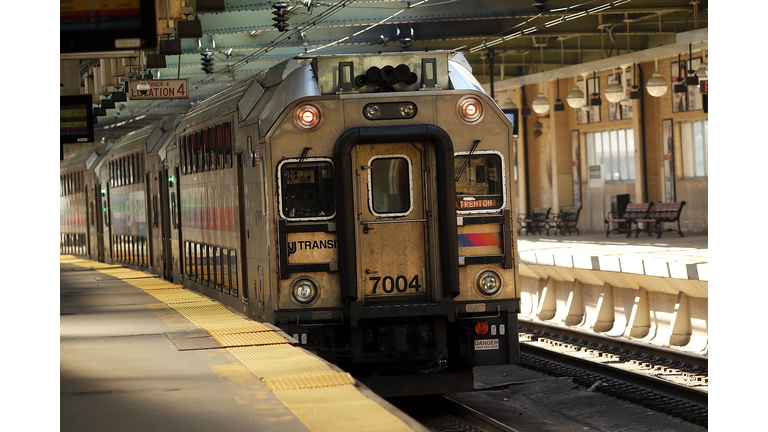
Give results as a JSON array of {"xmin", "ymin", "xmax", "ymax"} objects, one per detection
[
  {"xmin": 60, "ymin": 140, "xmax": 113, "ymax": 172},
  {"xmin": 106, "ymin": 113, "xmax": 182, "ymax": 159},
  {"xmin": 176, "ymin": 51, "xmax": 486, "ymax": 134}
]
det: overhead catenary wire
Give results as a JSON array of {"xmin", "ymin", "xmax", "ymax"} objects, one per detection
[
  {"xmin": 191, "ymin": 0, "xmax": 361, "ymax": 90},
  {"xmin": 459, "ymin": 0, "xmax": 634, "ymax": 54}
]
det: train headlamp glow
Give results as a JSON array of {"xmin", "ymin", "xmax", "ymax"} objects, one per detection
[
  {"xmin": 291, "ymin": 278, "xmax": 318, "ymax": 305},
  {"xmin": 477, "ymin": 270, "xmax": 501, "ymax": 296},
  {"xmin": 293, "ymin": 103, "xmax": 323, "ymax": 131},
  {"xmin": 457, "ymin": 97, "xmax": 484, "ymax": 124}
]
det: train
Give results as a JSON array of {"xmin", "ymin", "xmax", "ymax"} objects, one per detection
[{"xmin": 60, "ymin": 51, "xmax": 522, "ymax": 397}]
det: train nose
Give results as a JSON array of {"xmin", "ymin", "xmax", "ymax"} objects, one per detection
[{"xmin": 377, "ymin": 324, "xmax": 429, "ymax": 354}]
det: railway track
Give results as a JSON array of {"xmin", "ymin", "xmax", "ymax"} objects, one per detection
[
  {"xmin": 392, "ymin": 395, "xmax": 518, "ymax": 432},
  {"xmin": 518, "ymin": 320, "xmax": 708, "ymax": 427}
]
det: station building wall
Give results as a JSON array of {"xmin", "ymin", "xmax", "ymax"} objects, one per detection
[{"xmin": 506, "ymin": 56, "xmax": 707, "ymax": 235}]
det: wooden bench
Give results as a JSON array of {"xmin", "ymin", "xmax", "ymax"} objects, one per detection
[
  {"xmin": 545, "ymin": 206, "xmax": 582, "ymax": 236},
  {"xmin": 605, "ymin": 202, "xmax": 652, "ymax": 237},
  {"xmin": 632, "ymin": 201, "xmax": 686, "ymax": 238},
  {"xmin": 517, "ymin": 207, "xmax": 551, "ymax": 235}
]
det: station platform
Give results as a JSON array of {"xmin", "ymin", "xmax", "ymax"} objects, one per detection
[
  {"xmin": 517, "ymin": 232, "xmax": 708, "ymax": 281},
  {"xmin": 60, "ymin": 257, "xmax": 426, "ymax": 432},
  {"xmin": 513, "ymin": 232, "xmax": 709, "ymax": 355}
]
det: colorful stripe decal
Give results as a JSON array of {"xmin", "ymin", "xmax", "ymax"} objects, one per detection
[{"xmin": 458, "ymin": 233, "xmax": 502, "ymax": 247}]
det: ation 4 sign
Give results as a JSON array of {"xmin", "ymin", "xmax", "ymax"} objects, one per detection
[{"xmin": 128, "ymin": 79, "xmax": 189, "ymax": 100}]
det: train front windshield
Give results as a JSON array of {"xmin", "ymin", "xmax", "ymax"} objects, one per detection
[
  {"xmin": 280, "ymin": 160, "xmax": 335, "ymax": 219},
  {"xmin": 454, "ymin": 152, "xmax": 504, "ymax": 211}
]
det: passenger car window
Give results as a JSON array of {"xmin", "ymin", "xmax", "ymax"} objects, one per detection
[
  {"xmin": 454, "ymin": 151, "xmax": 505, "ymax": 212},
  {"xmin": 279, "ymin": 159, "xmax": 335, "ymax": 220},
  {"xmin": 369, "ymin": 156, "xmax": 412, "ymax": 216}
]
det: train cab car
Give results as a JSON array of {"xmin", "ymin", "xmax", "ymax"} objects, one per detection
[
  {"xmin": 60, "ymin": 142, "xmax": 111, "ymax": 260},
  {"xmin": 166, "ymin": 51, "xmax": 522, "ymax": 397}
]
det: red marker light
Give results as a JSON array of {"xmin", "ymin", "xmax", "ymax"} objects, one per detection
[
  {"xmin": 457, "ymin": 97, "xmax": 483, "ymax": 124},
  {"xmin": 294, "ymin": 104, "xmax": 323, "ymax": 131}
]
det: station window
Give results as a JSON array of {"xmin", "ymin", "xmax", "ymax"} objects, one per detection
[
  {"xmin": 368, "ymin": 156, "xmax": 412, "ymax": 217},
  {"xmin": 279, "ymin": 158, "xmax": 335, "ymax": 220},
  {"xmin": 454, "ymin": 151, "xmax": 505, "ymax": 212},
  {"xmin": 586, "ymin": 128, "xmax": 635, "ymax": 181},
  {"xmin": 681, "ymin": 120, "xmax": 708, "ymax": 178}
]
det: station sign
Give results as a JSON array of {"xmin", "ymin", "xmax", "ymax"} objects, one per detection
[{"xmin": 128, "ymin": 79, "xmax": 189, "ymax": 100}]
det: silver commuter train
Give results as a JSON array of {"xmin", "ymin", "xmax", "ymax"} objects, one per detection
[{"xmin": 61, "ymin": 51, "xmax": 522, "ymax": 397}]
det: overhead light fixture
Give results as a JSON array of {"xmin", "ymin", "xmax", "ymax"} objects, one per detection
[
  {"xmin": 696, "ymin": 47, "xmax": 707, "ymax": 78},
  {"xmin": 646, "ymin": 58, "xmax": 668, "ymax": 97},
  {"xmin": 566, "ymin": 80, "xmax": 585, "ymax": 109},
  {"xmin": 532, "ymin": 92, "xmax": 550, "ymax": 114},
  {"xmin": 500, "ymin": 97, "xmax": 517, "ymax": 110},
  {"xmin": 605, "ymin": 73, "xmax": 625, "ymax": 103}
]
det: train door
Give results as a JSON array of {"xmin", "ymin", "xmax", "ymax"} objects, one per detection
[
  {"xmin": 159, "ymin": 168, "xmax": 173, "ymax": 280},
  {"xmin": 95, "ymin": 183, "xmax": 105, "ymax": 262},
  {"xmin": 85, "ymin": 187, "xmax": 92, "ymax": 256},
  {"xmin": 354, "ymin": 142, "xmax": 430, "ymax": 301}
]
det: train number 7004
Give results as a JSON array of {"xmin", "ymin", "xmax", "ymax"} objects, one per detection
[{"xmin": 369, "ymin": 275, "xmax": 421, "ymax": 294}]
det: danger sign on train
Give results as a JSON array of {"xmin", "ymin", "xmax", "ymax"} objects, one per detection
[{"xmin": 128, "ymin": 79, "xmax": 189, "ymax": 100}]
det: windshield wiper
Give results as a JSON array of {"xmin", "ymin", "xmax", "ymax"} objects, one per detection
[
  {"xmin": 455, "ymin": 140, "xmax": 481, "ymax": 182},
  {"xmin": 288, "ymin": 147, "xmax": 312, "ymax": 186}
]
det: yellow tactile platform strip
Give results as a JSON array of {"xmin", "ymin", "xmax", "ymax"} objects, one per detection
[{"xmin": 61, "ymin": 255, "xmax": 415, "ymax": 432}]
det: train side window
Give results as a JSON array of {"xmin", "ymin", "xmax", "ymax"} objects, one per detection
[
  {"xmin": 180, "ymin": 136, "xmax": 186, "ymax": 175},
  {"xmin": 278, "ymin": 158, "xmax": 335, "ymax": 220},
  {"xmin": 170, "ymin": 191, "xmax": 177, "ymax": 229},
  {"xmin": 152, "ymin": 195, "xmax": 159, "ymax": 228},
  {"xmin": 229, "ymin": 249, "xmax": 238, "ymax": 297},
  {"xmin": 223, "ymin": 122, "xmax": 232, "ymax": 169},
  {"xmin": 207, "ymin": 244, "xmax": 214, "ymax": 286},
  {"xmin": 454, "ymin": 151, "xmax": 506, "ymax": 212},
  {"xmin": 213, "ymin": 246, "xmax": 220, "ymax": 289},
  {"xmin": 190, "ymin": 133, "xmax": 197, "ymax": 173},
  {"xmin": 208, "ymin": 128, "xmax": 217, "ymax": 171},
  {"xmin": 368, "ymin": 156, "xmax": 413, "ymax": 216},
  {"xmin": 221, "ymin": 248, "xmax": 229, "ymax": 292},
  {"xmin": 116, "ymin": 159, "xmax": 121, "ymax": 186},
  {"xmin": 138, "ymin": 153, "xmax": 144, "ymax": 182},
  {"xmin": 199, "ymin": 130, "xmax": 205, "ymax": 172},
  {"xmin": 201, "ymin": 244, "xmax": 209, "ymax": 286},
  {"xmin": 216, "ymin": 125, "xmax": 224, "ymax": 169},
  {"xmin": 202, "ymin": 129, "xmax": 209, "ymax": 172}
]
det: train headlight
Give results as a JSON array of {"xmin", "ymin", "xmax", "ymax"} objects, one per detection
[
  {"xmin": 294, "ymin": 103, "xmax": 323, "ymax": 131},
  {"xmin": 399, "ymin": 103, "xmax": 416, "ymax": 117},
  {"xmin": 365, "ymin": 104, "xmax": 381, "ymax": 119},
  {"xmin": 291, "ymin": 277, "xmax": 318, "ymax": 305},
  {"xmin": 457, "ymin": 96, "xmax": 484, "ymax": 124},
  {"xmin": 476, "ymin": 270, "xmax": 501, "ymax": 296}
]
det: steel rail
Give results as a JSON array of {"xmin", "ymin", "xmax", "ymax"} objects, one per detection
[
  {"xmin": 520, "ymin": 344, "xmax": 708, "ymax": 407},
  {"xmin": 519, "ymin": 319, "xmax": 708, "ymax": 370},
  {"xmin": 442, "ymin": 395, "xmax": 520, "ymax": 432}
]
